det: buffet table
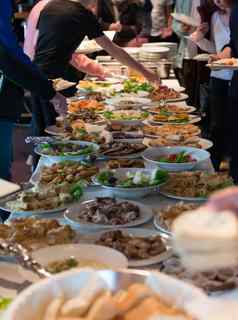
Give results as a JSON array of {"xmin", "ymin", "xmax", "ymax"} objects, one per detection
[{"xmin": 0, "ymin": 73, "xmax": 235, "ymax": 314}]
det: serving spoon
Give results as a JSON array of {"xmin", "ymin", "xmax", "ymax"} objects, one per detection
[{"xmin": 0, "ymin": 240, "xmax": 50, "ymax": 279}]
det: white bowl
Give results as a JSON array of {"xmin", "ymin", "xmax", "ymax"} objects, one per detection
[
  {"xmin": 142, "ymin": 146, "xmax": 210, "ymax": 172},
  {"xmin": 5, "ymin": 269, "xmax": 210, "ymax": 320},
  {"xmin": 93, "ymin": 168, "xmax": 168, "ymax": 199}
]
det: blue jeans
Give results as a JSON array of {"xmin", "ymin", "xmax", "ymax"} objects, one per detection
[{"xmin": 0, "ymin": 120, "xmax": 14, "ymax": 180}]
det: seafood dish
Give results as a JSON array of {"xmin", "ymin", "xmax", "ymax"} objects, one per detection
[
  {"xmin": 161, "ymin": 257, "xmax": 238, "ymax": 293},
  {"xmin": 96, "ymin": 230, "xmax": 166, "ymax": 260},
  {"xmin": 100, "ymin": 142, "xmax": 146, "ymax": 157},
  {"xmin": 76, "ymin": 197, "xmax": 140, "ymax": 225},
  {"xmin": 106, "ymin": 159, "xmax": 145, "ymax": 169}
]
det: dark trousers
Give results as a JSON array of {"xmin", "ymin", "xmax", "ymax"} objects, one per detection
[
  {"xmin": 228, "ymin": 72, "xmax": 238, "ymax": 183},
  {"xmin": 31, "ymin": 96, "xmax": 58, "ymax": 168},
  {"xmin": 209, "ymin": 77, "xmax": 230, "ymax": 171}
]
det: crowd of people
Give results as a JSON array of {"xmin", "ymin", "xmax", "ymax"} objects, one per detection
[{"xmin": 0, "ymin": 0, "xmax": 238, "ymax": 184}]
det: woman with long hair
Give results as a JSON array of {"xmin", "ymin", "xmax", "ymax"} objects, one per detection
[{"xmin": 191, "ymin": 0, "xmax": 232, "ymax": 171}]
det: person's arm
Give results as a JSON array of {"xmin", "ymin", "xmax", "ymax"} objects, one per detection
[
  {"xmin": 95, "ymin": 36, "xmax": 159, "ymax": 82},
  {"xmin": 0, "ymin": 41, "xmax": 56, "ymax": 100},
  {"xmin": 190, "ymin": 20, "xmax": 216, "ymax": 54},
  {"xmin": 70, "ymin": 53, "xmax": 107, "ymax": 78}
]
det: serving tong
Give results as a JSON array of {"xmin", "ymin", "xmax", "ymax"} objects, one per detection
[{"xmin": 0, "ymin": 240, "xmax": 50, "ymax": 279}]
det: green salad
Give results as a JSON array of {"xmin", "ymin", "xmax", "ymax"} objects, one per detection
[
  {"xmin": 122, "ymin": 79, "xmax": 154, "ymax": 94},
  {"xmin": 97, "ymin": 169, "xmax": 168, "ymax": 188},
  {"xmin": 0, "ymin": 297, "xmax": 12, "ymax": 313},
  {"xmin": 103, "ymin": 111, "xmax": 149, "ymax": 121},
  {"xmin": 39, "ymin": 142, "xmax": 96, "ymax": 157}
]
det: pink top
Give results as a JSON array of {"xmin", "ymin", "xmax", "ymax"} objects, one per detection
[{"xmin": 24, "ymin": 0, "xmax": 106, "ymax": 77}]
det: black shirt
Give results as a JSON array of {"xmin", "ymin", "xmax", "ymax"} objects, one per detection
[
  {"xmin": 34, "ymin": 0, "xmax": 104, "ymax": 78},
  {"xmin": 229, "ymin": 3, "xmax": 238, "ymax": 58}
]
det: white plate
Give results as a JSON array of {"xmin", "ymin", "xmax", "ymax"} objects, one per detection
[
  {"xmin": 34, "ymin": 141, "xmax": 99, "ymax": 162},
  {"xmin": 199, "ymin": 138, "xmax": 213, "ymax": 150},
  {"xmin": 82, "ymin": 228, "xmax": 172, "ymax": 267},
  {"xmin": 166, "ymin": 93, "xmax": 189, "ymax": 103},
  {"xmin": 159, "ymin": 190, "xmax": 207, "ymax": 202},
  {"xmin": 171, "ymin": 13, "xmax": 200, "ymax": 27},
  {"xmin": 143, "ymin": 137, "xmax": 213, "ymax": 150},
  {"xmin": 105, "ymin": 97, "xmax": 152, "ymax": 108},
  {"xmin": 32, "ymin": 244, "xmax": 128, "ymax": 270},
  {"xmin": 0, "ymin": 190, "xmax": 70, "ymax": 216},
  {"xmin": 64, "ymin": 199, "xmax": 154, "ymax": 229},
  {"xmin": 53, "ymin": 79, "xmax": 76, "ymax": 92},
  {"xmin": 146, "ymin": 106, "xmax": 196, "ymax": 114},
  {"xmin": 44, "ymin": 125, "xmax": 65, "ymax": 136},
  {"xmin": 148, "ymin": 115, "xmax": 201, "ymax": 125},
  {"xmin": 207, "ymin": 62, "xmax": 238, "ymax": 70}
]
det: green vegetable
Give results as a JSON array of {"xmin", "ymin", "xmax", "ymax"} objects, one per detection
[
  {"xmin": 97, "ymin": 171, "xmax": 117, "ymax": 186},
  {"xmin": 70, "ymin": 183, "xmax": 83, "ymax": 200},
  {"xmin": 0, "ymin": 298, "xmax": 12, "ymax": 310},
  {"xmin": 152, "ymin": 169, "xmax": 168, "ymax": 185},
  {"xmin": 122, "ymin": 79, "xmax": 154, "ymax": 94}
]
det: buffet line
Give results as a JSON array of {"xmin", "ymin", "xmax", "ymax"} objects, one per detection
[{"xmin": 1, "ymin": 74, "xmax": 236, "ymax": 319}]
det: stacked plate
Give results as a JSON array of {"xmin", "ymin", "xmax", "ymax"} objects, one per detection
[
  {"xmin": 142, "ymin": 43, "xmax": 177, "ymax": 62},
  {"xmin": 124, "ymin": 47, "xmax": 140, "ymax": 60},
  {"xmin": 139, "ymin": 47, "xmax": 170, "ymax": 62}
]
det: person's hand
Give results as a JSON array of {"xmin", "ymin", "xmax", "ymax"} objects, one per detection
[
  {"xmin": 109, "ymin": 22, "xmax": 122, "ymax": 32},
  {"xmin": 161, "ymin": 27, "xmax": 173, "ymax": 39},
  {"xmin": 205, "ymin": 187, "xmax": 238, "ymax": 214},
  {"xmin": 50, "ymin": 92, "xmax": 67, "ymax": 115},
  {"xmin": 143, "ymin": 70, "xmax": 160, "ymax": 84},
  {"xmin": 181, "ymin": 23, "xmax": 195, "ymax": 34},
  {"xmin": 197, "ymin": 22, "xmax": 209, "ymax": 35}
]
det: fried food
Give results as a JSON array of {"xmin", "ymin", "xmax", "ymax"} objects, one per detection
[
  {"xmin": 39, "ymin": 161, "xmax": 98, "ymax": 186},
  {"xmin": 143, "ymin": 124, "xmax": 201, "ymax": 138},
  {"xmin": 68, "ymin": 100, "xmax": 105, "ymax": 113},
  {"xmin": 0, "ymin": 218, "xmax": 76, "ymax": 250},
  {"xmin": 155, "ymin": 202, "xmax": 199, "ymax": 232},
  {"xmin": 161, "ymin": 171, "xmax": 233, "ymax": 198},
  {"xmin": 43, "ymin": 283, "xmax": 192, "ymax": 320}
]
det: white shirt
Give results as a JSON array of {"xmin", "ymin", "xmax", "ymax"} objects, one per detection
[{"xmin": 191, "ymin": 11, "xmax": 232, "ymax": 80}]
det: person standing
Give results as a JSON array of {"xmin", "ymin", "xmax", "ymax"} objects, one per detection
[
  {"xmin": 172, "ymin": 0, "xmax": 201, "ymax": 105},
  {"xmin": 191, "ymin": 0, "xmax": 232, "ymax": 171},
  {"xmin": 150, "ymin": 0, "xmax": 176, "ymax": 43},
  {"xmin": 32, "ymin": 0, "xmax": 159, "ymax": 136},
  {"xmin": 0, "ymin": 0, "xmax": 66, "ymax": 180}
]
